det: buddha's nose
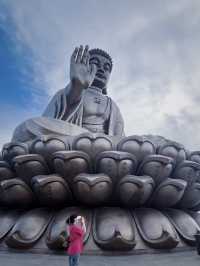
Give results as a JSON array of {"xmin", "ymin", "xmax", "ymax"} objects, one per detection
[{"xmin": 97, "ymin": 69, "xmax": 105, "ymax": 74}]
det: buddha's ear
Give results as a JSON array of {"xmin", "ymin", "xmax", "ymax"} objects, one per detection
[{"xmin": 102, "ymin": 87, "xmax": 107, "ymax": 95}]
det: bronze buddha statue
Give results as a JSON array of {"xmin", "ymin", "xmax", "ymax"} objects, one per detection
[{"xmin": 0, "ymin": 45, "xmax": 200, "ymax": 254}]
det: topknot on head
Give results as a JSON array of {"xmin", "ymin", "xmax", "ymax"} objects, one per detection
[{"xmin": 89, "ymin": 48, "xmax": 113, "ymax": 71}]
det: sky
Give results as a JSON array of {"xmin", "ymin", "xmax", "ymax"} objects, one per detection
[{"xmin": 0, "ymin": 0, "xmax": 200, "ymax": 151}]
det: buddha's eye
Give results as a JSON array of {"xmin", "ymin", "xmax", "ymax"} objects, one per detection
[
  {"xmin": 89, "ymin": 57, "xmax": 100, "ymax": 67},
  {"xmin": 104, "ymin": 63, "xmax": 111, "ymax": 72}
]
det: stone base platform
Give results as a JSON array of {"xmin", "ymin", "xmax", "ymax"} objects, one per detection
[{"xmin": 0, "ymin": 249, "xmax": 199, "ymax": 266}]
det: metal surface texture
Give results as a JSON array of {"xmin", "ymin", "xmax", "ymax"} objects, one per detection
[
  {"xmin": 73, "ymin": 173, "xmax": 112, "ymax": 206},
  {"xmin": 149, "ymin": 178, "xmax": 187, "ymax": 208},
  {"xmin": 53, "ymin": 150, "xmax": 92, "ymax": 184},
  {"xmin": 117, "ymin": 135, "xmax": 156, "ymax": 163},
  {"xmin": 6, "ymin": 208, "xmax": 53, "ymax": 249},
  {"xmin": 0, "ymin": 161, "xmax": 15, "ymax": 181},
  {"xmin": 116, "ymin": 175, "xmax": 155, "ymax": 207},
  {"xmin": 137, "ymin": 155, "xmax": 175, "ymax": 185},
  {"xmin": 157, "ymin": 141, "xmax": 187, "ymax": 164},
  {"xmin": 164, "ymin": 209, "xmax": 200, "ymax": 245},
  {"xmin": 0, "ymin": 46, "xmax": 200, "ymax": 254},
  {"xmin": 95, "ymin": 151, "xmax": 138, "ymax": 184},
  {"xmin": 2, "ymin": 142, "xmax": 29, "ymax": 165},
  {"xmin": 31, "ymin": 175, "xmax": 73, "ymax": 207},
  {"xmin": 72, "ymin": 133, "xmax": 117, "ymax": 161},
  {"xmin": 0, "ymin": 178, "xmax": 35, "ymax": 208},
  {"xmin": 0, "ymin": 209, "xmax": 21, "ymax": 240},
  {"xmin": 93, "ymin": 207, "xmax": 136, "ymax": 251},
  {"xmin": 133, "ymin": 208, "xmax": 179, "ymax": 249},
  {"xmin": 13, "ymin": 154, "xmax": 49, "ymax": 185}
]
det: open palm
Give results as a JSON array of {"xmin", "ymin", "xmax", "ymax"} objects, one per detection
[{"xmin": 70, "ymin": 45, "xmax": 96, "ymax": 89}]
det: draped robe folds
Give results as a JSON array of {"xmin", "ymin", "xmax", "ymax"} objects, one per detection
[
  {"xmin": 42, "ymin": 84, "xmax": 125, "ymax": 137},
  {"xmin": 11, "ymin": 84, "xmax": 125, "ymax": 142}
]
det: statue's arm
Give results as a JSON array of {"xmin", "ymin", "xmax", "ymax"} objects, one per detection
[
  {"xmin": 109, "ymin": 100, "xmax": 125, "ymax": 137},
  {"xmin": 115, "ymin": 108, "xmax": 125, "ymax": 136},
  {"xmin": 68, "ymin": 45, "xmax": 96, "ymax": 105},
  {"xmin": 42, "ymin": 83, "xmax": 83, "ymax": 119},
  {"xmin": 43, "ymin": 45, "xmax": 96, "ymax": 119},
  {"xmin": 66, "ymin": 82, "xmax": 84, "ymax": 106},
  {"xmin": 42, "ymin": 82, "xmax": 84, "ymax": 120},
  {"xmin": 42, "ymin": 90, "xmax": 63, "ymax": 118}
]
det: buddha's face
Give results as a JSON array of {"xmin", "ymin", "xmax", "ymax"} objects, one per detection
[{"xmin": 89, "ymin": 54, "xmax": 112, "ymax": 90}]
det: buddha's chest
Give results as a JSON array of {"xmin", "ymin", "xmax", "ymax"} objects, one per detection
[{"xmin": 83, "ymin": 92, "xmax": 109, "ymax": 117}]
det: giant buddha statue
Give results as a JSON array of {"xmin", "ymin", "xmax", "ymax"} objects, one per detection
[
  {"xmin": 12, "ymin": 45, "xmax": 124, "ymax": 143},
  {"xmin": 0, "ymin": 45, "xmax": 200, "ymax": 254}
]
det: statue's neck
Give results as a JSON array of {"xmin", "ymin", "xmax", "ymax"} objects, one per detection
[{"xmin": 89, "ymin": 85, "xmax": 103, "ymax": 94}]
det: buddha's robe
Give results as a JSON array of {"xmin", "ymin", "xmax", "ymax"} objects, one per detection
[
  {"xmin": 43, "ymin": 84, "xmax": 125, "ymax": 137},
  {"xmin": 12, "ymin": 85, "xmax": 125, "ymax": 142}
]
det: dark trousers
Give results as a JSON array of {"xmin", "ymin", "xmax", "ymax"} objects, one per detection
[{"xmin": 69, "ymin": 254, "xmax": 80, "ymax": 266}]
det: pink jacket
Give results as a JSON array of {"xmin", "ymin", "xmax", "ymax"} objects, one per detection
[{"xmin": 67, "ymin": 225, "xmax": 84, "ymax": 255}]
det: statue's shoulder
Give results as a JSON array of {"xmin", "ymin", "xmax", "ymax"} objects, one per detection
[
  {"xmin": 43, "ymin": 88, "xmax": 66, "ymax": 117},
  {"xmin": 52, "ymin": 88, "xmax": 65, "ymax": 100},
  {"xmin": 109, "ymin": 97, "xmax": 121, "ymax": 111}
]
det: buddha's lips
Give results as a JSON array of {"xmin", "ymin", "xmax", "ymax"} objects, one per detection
[{"xmin": 96, "ymin": 73, "xmax": 106, "ymax": 80}]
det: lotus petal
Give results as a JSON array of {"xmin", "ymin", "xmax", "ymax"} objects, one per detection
[
  {"xmin": 2, "ymin": 142, "xmax": 29, "ymax": 165},
  {"xmin": 53, "ymin": 151, "xmax": 91, "ymax": 184},
  {"xmin": 116, "ymin": 175, "xmax": 155, "ymax": 207},
  {"xmin": 0, "ymin": 209, "xmax": 21, "ymax": 240},
  {"xmin": 0, "ymin": 161, "xmax": 15, "ymax": 182},
  {"xmin": 189, "ymin": 151, "xmax": 200, "ymax": 164},
  {"xmin": 72, "ymin": 133, "xmax": 116, "ymax": 160},
  {"xmin": 142, "ymin": 135, "xmax": 168, "ymax": 149},
  {"xmin": 164, "ymin": 208, "xmax": 200, "ymax": 245},
  {"xmin": 150, "ymin": 178, "xmax": 187, "ymax": 208},
  {"xmin": 93, "ymin": 207, "xmax": 136, "ymax": 251},
  {"xmin": 6, "ymin": 208, "xmax": 53, "ymax": 248},
  {"xmin": 0, "ymin": 178, "xmax": 35, "ymax": 208},
  {"xmin": 157, "ymin": 141, "xmax": 186, "ymax": 164},
  {"xmin": 177, "ymin": 182, "xmax": 200, "ymax": 210},
  {"xmin": 137, "ymin": 155, "xmax": 174, "ymax": 185},
  {"xmin": 13, "ymin": 154, "xmax": 49, "ymax": 185},
  {"xmin": 46, "ymin": 207, "xmax": 92, "ymax": 250},
  {"xmin": 32, "ymin": 175, "xmax": 73, "ymax": 207},
  {"xmin": 133, "ymin": 208, "xmax": 179, "ymax": 249},
  {"xmin": 172, "ymin": 160, "xmax": 200, "ymax": 187},
  {"xmin": 30, "ymin": 135, "xmax": 70, "ymax": 168},
  {"xmin": 95, "ymin": 151, "xmax": 138, "ymax": 185},
  {"xmin": 117, "ymin": 135, "xmax": 156, "ymax": 163},
  {"xmin": 73, "ymin": 173, "xmax": 112, "ymax": 206},
  {"xmin": 189, "ymin": 211, "xmax": 200, "ymax": 226}
]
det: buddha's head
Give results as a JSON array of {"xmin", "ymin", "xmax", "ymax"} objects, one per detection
[{"xmin": 89, "ymin": 48, "xmax": 113, "ymax": 92}]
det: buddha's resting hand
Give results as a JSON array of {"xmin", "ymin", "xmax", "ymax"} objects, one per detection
[{"xmin": 70, "ymin": 45, "xmax": 97, "ymax": 91}]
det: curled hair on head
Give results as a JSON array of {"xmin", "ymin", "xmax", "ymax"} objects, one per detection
[
  {"xmin": 89, "ymin": 48, "xmax": 113, "ymax": 71},
  {"xmin": 66, "ymin": 214, "xmax": 77, "ymax": 225}
]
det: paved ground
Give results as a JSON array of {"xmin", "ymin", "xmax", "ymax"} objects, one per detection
[{"xmin": 0, "ymin": 250, "xmax": 200, "ymax": 266}]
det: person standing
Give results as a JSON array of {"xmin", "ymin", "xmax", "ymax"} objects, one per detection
[{"xmin": 66, "ymin": 215, "xmax": 86, "ymax": 266}]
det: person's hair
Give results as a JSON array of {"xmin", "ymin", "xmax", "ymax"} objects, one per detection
[
  {"xmin": 89, "ymin": 48, "xmax": 113, "ymax": 71},
  {"xmin": 66, "ymin": 214, "xmax": 77, "ymax": 225}
]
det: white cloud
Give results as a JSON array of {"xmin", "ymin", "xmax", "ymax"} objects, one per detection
[
  {"xmin": 1, "ymin": 0, "xmax": 200, "ymax": 150},
  {"xmin": 0, "ymin": 104, "xmax": 39, "ymax": 150}
]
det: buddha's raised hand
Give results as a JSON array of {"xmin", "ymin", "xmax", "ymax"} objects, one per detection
[{"xmin": 70, "ymin": 45, "xmax": 97, "ymax": 90}]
